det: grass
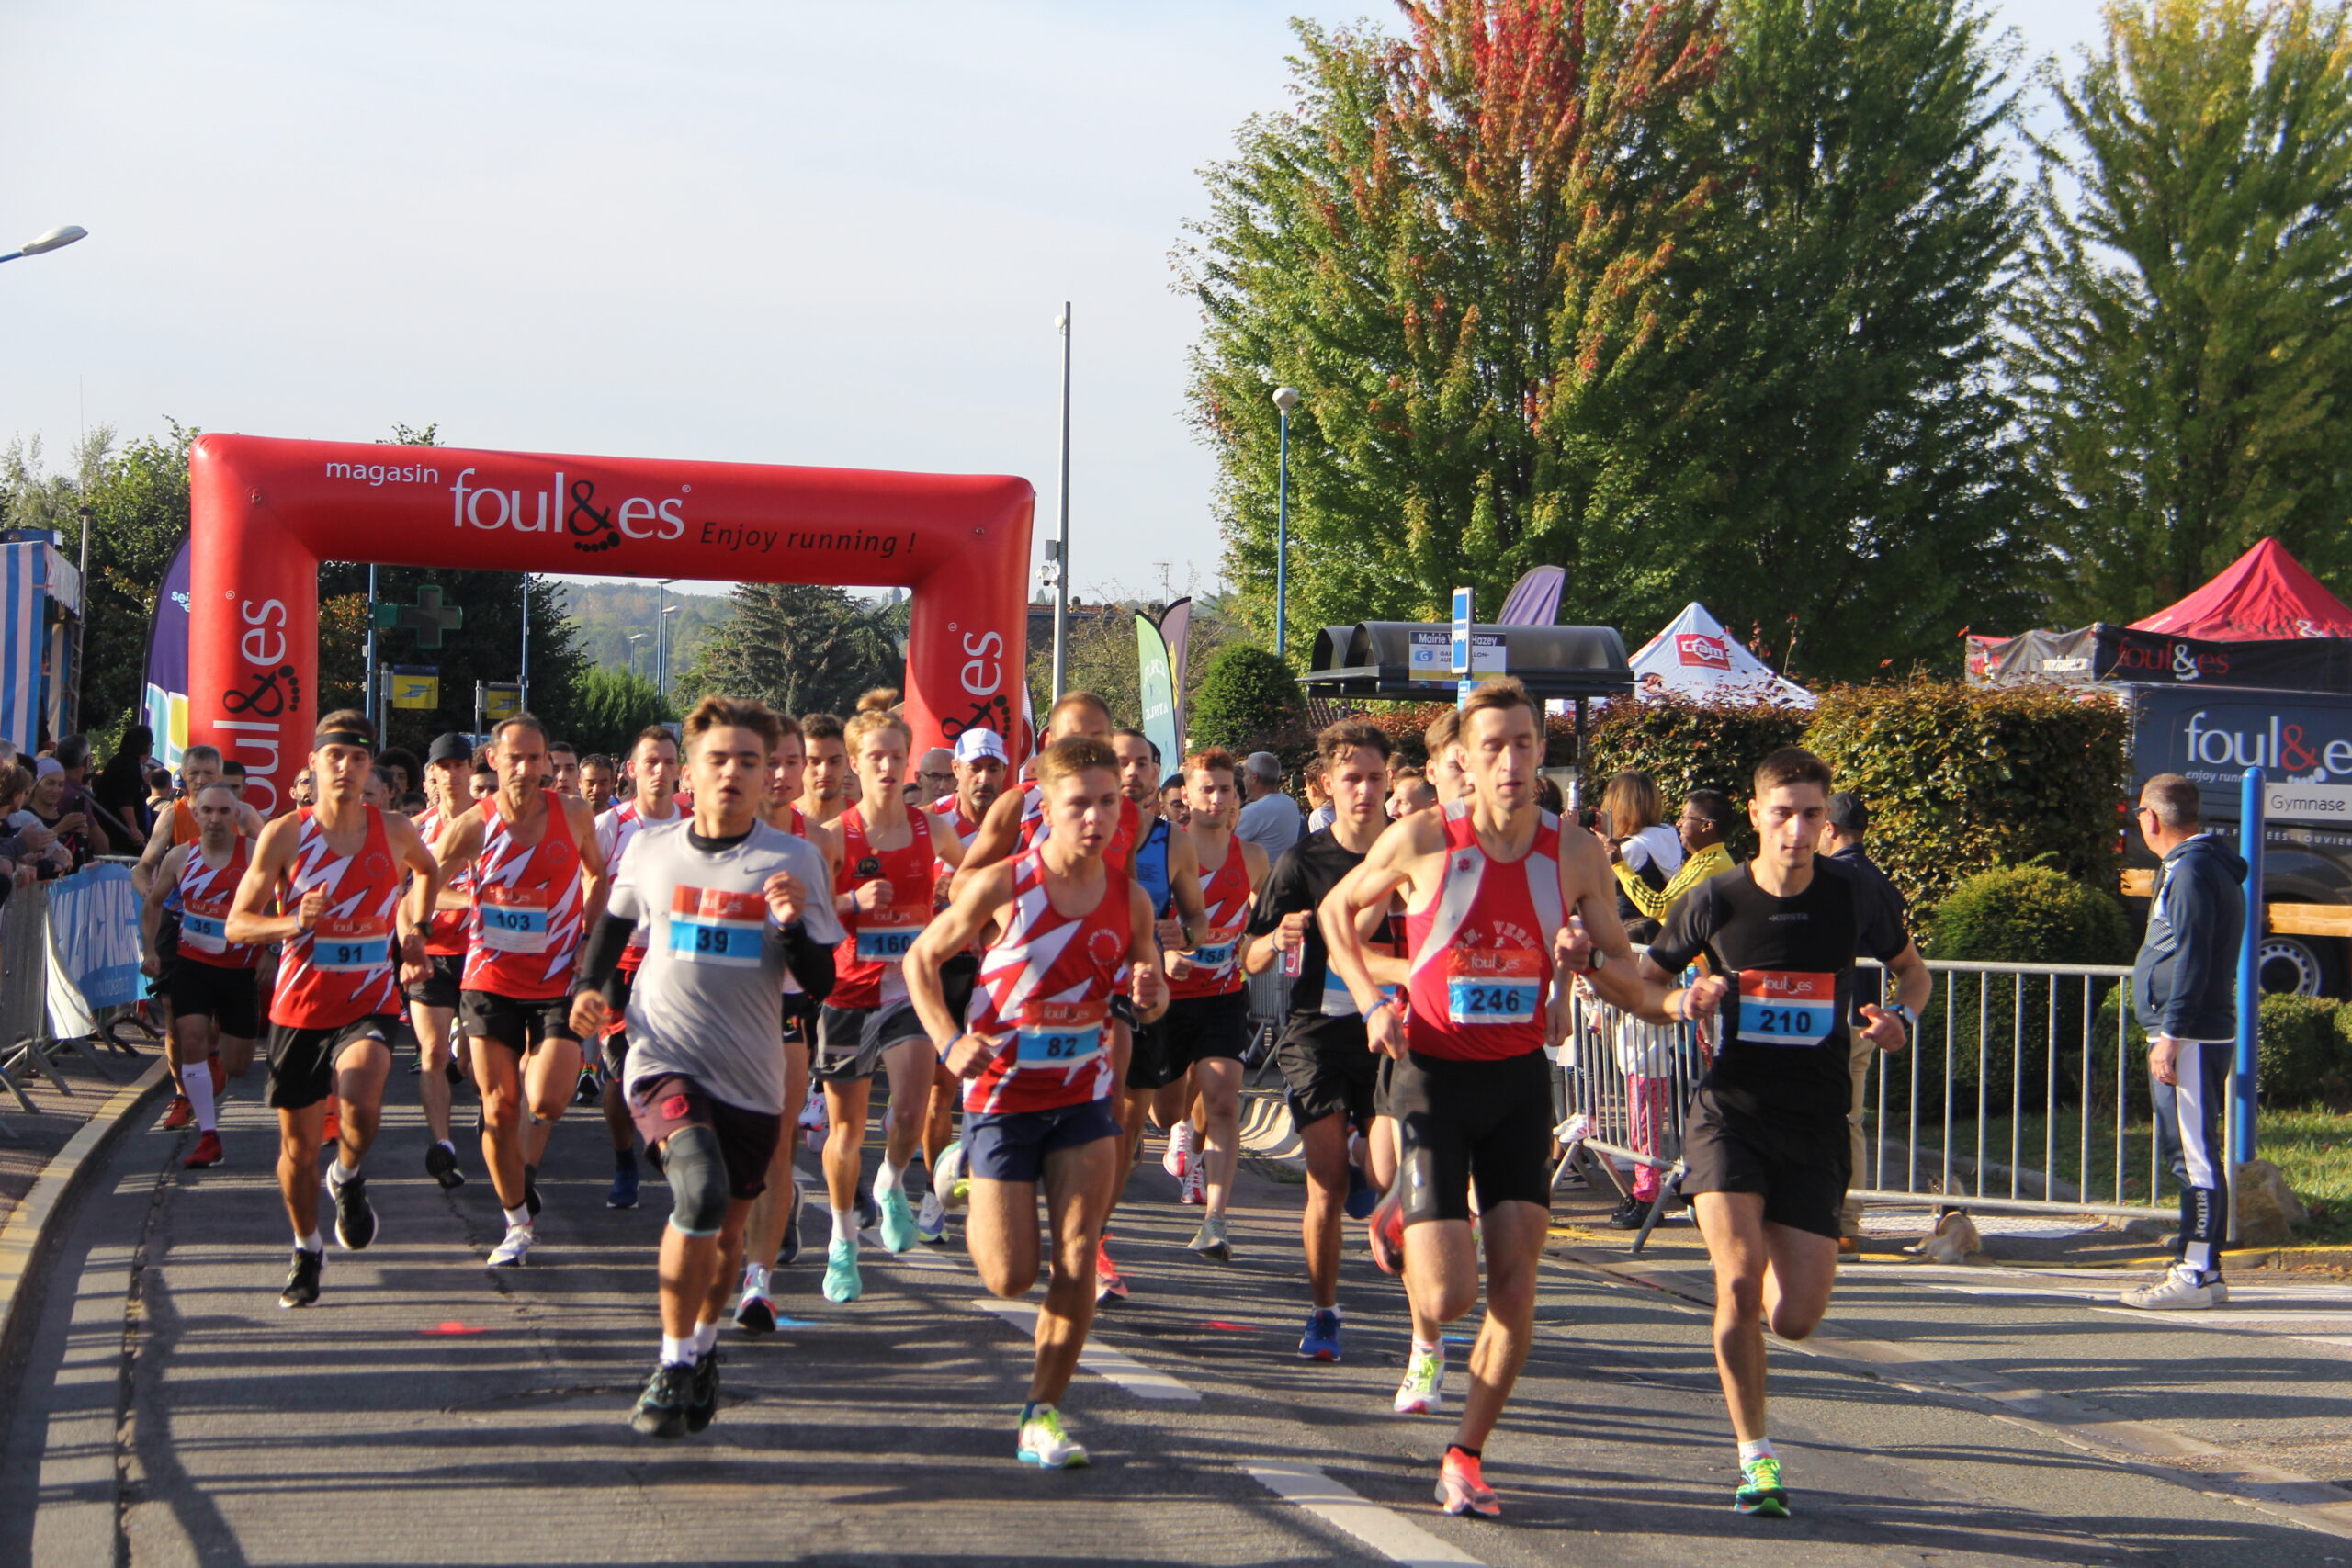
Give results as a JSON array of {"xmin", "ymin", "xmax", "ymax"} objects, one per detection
[{"xmin": 1870, "ymin": 1106, "xmax": 2352, "ymax": 1245}]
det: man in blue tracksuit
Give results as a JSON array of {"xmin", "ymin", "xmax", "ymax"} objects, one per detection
[{"xmin": 2125, "ymin": 773, "xmax": 2246, "ymax": 1310}]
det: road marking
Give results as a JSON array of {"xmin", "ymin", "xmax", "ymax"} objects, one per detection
[
  {"xmin": 1245, "ymin": 1462, "xmax": 1486, "ymax": 1567},
  {"xmin": 971, "ymin": 1300, "xmax": 1201, "ymax": 1401}
]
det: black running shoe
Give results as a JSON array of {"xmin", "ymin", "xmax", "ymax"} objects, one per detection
[
  {"xmin": 332, "ymin": 1174, "xmax": 379, "ymax": 1252},
  {"xmin": 279, "ymin": 1247, "xmax": 322, "ymax": 1308},
  {"xmin": 855, "ymin": 1189, "xmax": 878, "ymax": 1234},
  {"xmin": 424, "ymin": 1143, "xmax": 466, "ymax": 1190},
  {"xmin": 524, "ymin": 1165, "xmax": 542, "ymax": 1218},
  {"xmin": 779, "ymin": 1196, "xmax": 803, "ymax": 1268},
  {"xmin": 1609, "ymin": 1195, "xmax": 1646, "ymax": 1230},
  {"xmin": 445, "ymin": 1060, "xmax": 463, "ymax": 1087},
  {"xmin": 686, "ymin": 1349, "xmax": 721, "ymax": 1432},
  {"xmin": 630, "ymin": 1361, "xmax": 691, "ymax": 1439}
]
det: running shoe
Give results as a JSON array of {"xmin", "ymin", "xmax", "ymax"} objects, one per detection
[
  {"xmin": 330, "ymin": 1173, "xmax": 378, "ymax": 1251},
  {"xmin": 279, "ymin": 1247, "xmax": 322, "ymax": 1309},
  {"xmin": 877, "ymin": 1185, "xmax": 918, "ymax": 1253},
  {"xmin": 822, "ymin": 1235, "xmax": 862, "ymax": 1303},
  {"xmin": 855, "ymin": 1189, "xmax": 879, "ymax": 1235},
  {"xmin": 1186, "ymin": 1214, "xmax": 1232, "ymax": 1261},
  {"xmin": 2120, "ymin": 1264, "xmax": 2227, "ymax": 1310},
  {"xmin": 425, "ymin": 1142, "xmax": 466, "ymax": 1190},
  {"xmin": 1016, "ymin": 1404, "xmax": 1089, "ymax": 1469},
  {"xmin": 606, "ymin": 1162, "xmax": 640, "ymax": 1210},
  {"xmin": 1368, "ymin": 1188, "xmax": 1405, "ymax": 1276},
  {"xmin": 160, "ymin": 1094, "xmax": 194, "ymax": 1131},
  {"xmin": 184, "ymin": 1131, "xmax": 224, "ymax": 1169},
  {"xmin": 1179, "ymin": 1163, "xmax": 1206, "ymax": 1206},
  {"xmin": 322, "ymin": 1104, "xmax": 341, "ymax": 1148},
  {"xmin": 1298, "ymin": 1307, "xmax": 1342, "ymax": 1362},
  {"xmin": 1435, "ymin": 1449, "xmax": 1500, "ymax": 1517},
  {"xmin": 524, "ymin": 1166, "xmax": 542, "ymax": 1219},
  {"xmin": 1734, "ymin": 1454, "xmax": 1789, "ymax": 1517},
  {"xmin": 1095, "ymin": 1236, "xmax": 1128, "ymax": 1303},
  {"xmin": 208, "ymin": 1054, "xmax": 227, "ymax": 1095},
  {"xmin": 1394, "ymin": 1344, "xmax": 1446, "ymax": 1415},
  {"xmin": 735, "ymin": 1265, "xmax": 776, "ymax": 1335},
  {"xmin": 685, "ymin": 1348, "xmax": 721, "ymax": 1432},
  {"xmin": 488, "ymin": 1223, "xmax": 534, "ymax": 1269},
  {"xmin": 917, "ymin": 1190, "xmax": 947, "ymax": 1244},
  {"xmin": 1610, "ymin": 1194, "xmax": 1648, "ymax": 1230},
  {"xmin": 1162, "ymin": 1122, "xmax": 1193, "ymax": 1179},
  {"xmin": 934, "ymin": 1141, "xmax": 969, "ymax": 1211},
  {"xmin": 779, "ymin": 1185, "xmax": 803, "ymax": 1266},
  {"xmin": 630, "ymin": 1361, "xmax": 691, "ymax": 1439},
  {"xmin": 1344, "ymin": 1160, "xmax": 1377, "ymax": 1221},
  {"xmin": 573, "ymin": 1068, "xmax": 600, "ymax": 1105}
]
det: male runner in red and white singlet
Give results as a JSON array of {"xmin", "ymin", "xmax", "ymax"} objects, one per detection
[
  {"xmin": 407, "ymin": 731, "xmax": 477, "ymax": 1190},
  {"xmin": 229, "ymin": 709, "xmax": 440, "ymax": 1309},
  {"xmin": 140, "ymin": 782, "xmax": 261, "ymax": 1169},
  {"xmin": 907, "ymin": 733, "xmax": 1167, "ymax": 1471}
]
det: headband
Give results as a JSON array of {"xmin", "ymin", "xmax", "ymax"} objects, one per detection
[{"xmin": 315, "ymin": 731, "xmax": 376, "ymax": 752}]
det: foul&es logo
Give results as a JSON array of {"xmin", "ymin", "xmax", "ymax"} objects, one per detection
[
  {"xmin": 567, "ymin": 480, "xmax": 621, "ymax": 555},
  {"xmin": 222, "ymin": 664, "xmax": 302, "ymax": 718}
]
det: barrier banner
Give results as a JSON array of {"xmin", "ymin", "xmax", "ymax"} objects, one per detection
[{"xmin": 45, "ymin": 863, "xmax": 144, "ymax": 1036}]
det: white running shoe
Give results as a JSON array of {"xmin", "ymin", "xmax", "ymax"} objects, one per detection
[
  {"xmin": 1162, "ymin": 1122, "xmax": 1193, "ymax": 1179},
  {"xmin": 934, "ymin": 1140, "xmax": 970, "ymax": 1211},
  {"xmin": 1394, "ymin": 1343, "xmax": 1447, "ymax": 1415},
  {"xmin": 2120, "ymin": 1263, "xmax": 2227, "ymax": 1310},
  {"xmin": 917, "ymin": 1190, "xmax": 947, "ymax": 1243},
  {"xmin": 487, "ymin": 1224, "xmax": 534, "ymax": 1269},
  {"xmin": 1179, "ymin": 1162, "xmax": 1206, "ymax": 1206},
  {"xmin": 1016, "ymin": 1404, "xmax": 1090, "ymax": 1469}
]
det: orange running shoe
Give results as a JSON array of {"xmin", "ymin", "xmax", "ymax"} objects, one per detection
[
  {"xmin": 160, "ymin": 1095, "xmax": 195, "ymax": 1131},
  {"xmin": 1435, "ymin": 1448, "xmax": 1500, "ymax": 1517},
  {"xmin": 209, "ymin": 1054, "xmax": 227, "ymax": 1095},
  {"xmin": 322, "ymin": 1104, "xmax": 343, "ymax": 1148},
  {"xmin": 184, "ymin": 1131, "xmax": 224, "ymax": 1168},
  {"xmin": 1368, "ymin": 1188, "xmax": 1405, "ymax": 1276},
  {"xmin": 1095, "ymin": 1235, "xmax": 1128, "ymax": 1303}
]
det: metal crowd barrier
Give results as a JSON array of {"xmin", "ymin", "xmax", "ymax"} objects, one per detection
[
  {"xmin": 1553, "ymin": 955, "xmax": 2180, "ymax": 1255},
  {"xmin": 0, "ymin": 858, "xmax": 155, "ymax": 1111}
]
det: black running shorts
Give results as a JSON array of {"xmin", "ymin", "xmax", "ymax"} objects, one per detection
[
  {"xmin": 404, "ymin": 952, "xmax": 465, "ymax": 1010},
  {"xmin": 266, "ymin": 1014, "xmax": 395, "ymax": 1111},
  {"xmin": 1160, "ymin": 990, "xmax": 1250, "ymax": 1072},
  {"xmin": 460, "ymin": 989, "xmax": 582, "ymax": 1053},
  {"xmin": 1679, "ymin": 1087, "xmax": 1849, "ymax": 1241},
  {"xmin": 164, "ymin": 960, "xmax": 259, "ymax": 1038},
  {"xmin": 1278, "ymin": 1015, "xmax": 1378, "ymax": 1132},
  {"xmin": 627, "ymin": 1073, "xmax": 782, "ymax": 1200},
  {"xmin": 1388, "ymin": 1047, "xmax": 1555, "ymax": 1226}
]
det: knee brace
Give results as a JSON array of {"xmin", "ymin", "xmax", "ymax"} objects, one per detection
[{"xmin": 662, "ymin": 1123, "xmax": 729, "ymax": 1236}]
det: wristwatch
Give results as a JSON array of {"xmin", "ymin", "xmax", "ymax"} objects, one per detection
[{"xmin": 1884, "ymin": 1002, "xmax": 1917, "ymax": 1035}]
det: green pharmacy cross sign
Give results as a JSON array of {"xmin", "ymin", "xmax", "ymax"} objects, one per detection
[{"xmin": 374, "ymin": 583, "xmax": 465, "ymax": 649}]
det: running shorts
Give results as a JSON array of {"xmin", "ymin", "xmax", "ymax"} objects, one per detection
[
  {"xmin": 1159, "ymin": 990, "xmax": 1250, "ymax": 1072},
  {"xmin": 459, "ymin": 989, "xmax": 582, "ymax": 1053},
  {"xmin": 164, "ymin": 960, "xmax": 259, "ymax": 1038},
  {"xmin": 967, "ymin": 1097, "xmax": 1121, "ymax": 1185},
  {"xmin": 628, "ymin": 1073, "xmax": 782, "ymax": 1200},
  {"xmin": 1680, "ymin": 1087, "xmax": 1849, "ymax": 1240},
  {"xmin": 1277, "ymin": 1014, "xmax": 1376, "ymax": 1132},
  {"xmin": 266, "ymin": 1014, "xmax": 395, "ymax": 1111},
  {"xmin": 1388, "ymin": 1047, "xmax": 1555, "ymax": 1225},
  {"xmin": 814, "ymin": 1002, "xmax": 928, "ymax": 1082},
  {"xmin": 403, "ymin": 952, "xmax": 465, "ymax": 1011}
]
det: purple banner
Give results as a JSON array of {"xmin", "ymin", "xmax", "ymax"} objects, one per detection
[
  {"xmin": 1159, "ymin": 596, "xmax": 1193, "ymax": 749},
  {"xmin": 141, "ymin": 539, "xmax": 192, "ymax": 768}
]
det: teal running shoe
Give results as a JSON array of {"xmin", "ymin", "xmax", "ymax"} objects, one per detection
[
  {"xmin": 1734, "ymin": 1454, "xmax": 1789, "ymax": 1517},
  {"xmin": 822, "ymin": 1234, "xmax": 863, "ymax": 1303},
  {"xmin": 877, "ymin": 1185, "xmax": 918, "ymax": 1253}
]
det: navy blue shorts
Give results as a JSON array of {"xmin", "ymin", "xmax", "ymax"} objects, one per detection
[{"xmin": 966, "ymin": 1098, "xmax": 1121, "ymax": 1185}]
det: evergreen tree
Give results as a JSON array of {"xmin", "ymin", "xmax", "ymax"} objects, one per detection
[{"xmin": 680, "ymin": 582, "xmax": 904, "ymax": 719}]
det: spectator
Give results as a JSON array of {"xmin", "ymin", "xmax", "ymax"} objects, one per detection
[
  {"xmin": 1235, "ymin": 750, "xmax": 1303, "ymax": 858},
  {"xmin": 379, "ymin": 746, "xmax": 422, "ymax": 799},
  {"xmin": 1534, "ymin": 775, "xmax": 1564, "ymax": 816},
  {"xmin": 1305, "ymin": 772, "xmax": 1335, "ymax": 834},
  {"xmin": 0, "ymin": 762, "xmax": 60, "ymax": 882},
  {"xmin": 1617, "ymin": 788, "xmax": 1736, "ymax": 925},
  {"xmin": 1159, "ymin": 774, "xmax": 1191, "ymax": 830},
  {"xmin": 1387, "ymin": 765, "xmax": 1435, "ymax": 818},
  {"xmin": 1604, "ymin": 772, "xmax": 1684, "ymax": 944},
  {"xmin": 50, "ymin": 735, "xmax": 117, "ymax": 855},
  {"xmin": 1820, "ymin": 793, "xmax": 1911, "ymax": 1254},
  {"xmin": 144, "ymin": 764, "xmax": 175, "ymax": 821},
  {"xmin": 19, "ymin": 759, "xmax": 96, "ymax": 871},
  {"xmin": 2122, "ymin": 773, "xmax": 2246, "ymax": 1312},
  {"xmin": 94, "ymin": 723, "xmax": 158, "ymax": 840},
  {"xmin": 1597, "ymin": 772, "xmax": 1689, "ymax": 1228}
]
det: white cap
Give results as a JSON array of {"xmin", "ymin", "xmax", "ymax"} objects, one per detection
[{"xmin": 953, "ymin": 728, "xmax": 1008, "ymax": 765}]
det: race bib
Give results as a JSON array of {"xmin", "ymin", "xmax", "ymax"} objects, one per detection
[
  {"xmin": 1736, "ymin": 970, "xmax": 1837, "ymax": 1047},
  {"xmin": 1188, "ymin": 927, "xmax": 1239, "ymax": 977},
  {"xmin": 311, "ymin": 920, "xmax": 390, "ymax": 974},
  {"xmin": 1320, "ymin": 975, "xmax": 1400, "ymax": 1018},
  {"xmin": 854, "ymin": 917, "xmax": 925, "ymax": 965},
  {"xmin": 180, "ymin": 911, "xmax": 227, "ymax": 954},
  {"xmin": 667, "ymin": 886, "xmax": 766, "ymax": 968},
  {"xmin": 1446, "ymin": 946, "xmax": 1542, "ymax": 1025},
  {"xmin": 477, "ymin": 886, "xmax": 551, "ymax": 954},
  {"xmin": 1013, "ymin": 998, "xmax": 1105, "ymax": 1068}
]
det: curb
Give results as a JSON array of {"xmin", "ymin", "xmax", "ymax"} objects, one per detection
[{"xmin": 0, "ymin": 1058, "xmax": 169, "ymax": 1363}]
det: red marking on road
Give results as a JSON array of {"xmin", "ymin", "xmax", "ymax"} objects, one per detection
[
  {"xmin": 422, "ymin": 1322, "xmax": 487, "ymax": 1335},
  {"xmin": 1203, "ymin": 1320, "xmax": 1254, "ymax": 1332}
]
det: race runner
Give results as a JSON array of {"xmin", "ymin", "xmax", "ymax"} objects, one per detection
[
  {"xmin": 594, "ymin": 726, "xmax": 685, "ymax": 1209},
  {"xmin": 135, "ymin": 744, "xmax": 267, "ymax": 1128},
  {"xmin": 814, "ymin": 690, "xmax": 967, "ymax": 1302},
  {"xmin": 226, "ymin": 709, "xmax": 440, "ymax": 1308},
  {"xmin": 139, "ymin": 782, "xmax": 262, "ymax": 1169},
  {"xmin": 568, "ymin": 696, "xmax": 841, "ymax": 1438},
  {"xmin": 406, "ymin": 731, "xmax": 479, "ymax": 1190},
  {"xmin": 1160, "ymin": 748, "xmax": 1266, "ymax": 1261},
  {"xmin": 905, "ymin": 733, "xmax": 1167, "ymax": 1470},
  {"xmin": 797, "ymin": 711, "xmax": 853, "ymax": 831},
  {"xmin": 1636, "ymin": 747, "xmax": 1928, "ymax": 1518},
  {"xmin": 733, "ymin": 713, "xmax": 844, "ymax": 1332},
  {"xmin": 1242, "ymin": 718, "xmax": 1395, "ymax": 1359},
  {"xmin": 1324, "ymin": 678, "xmax": 1652, "ymax": 1517},
  {"xmin": 422, "ymin": 716, "xmax": 607, "ymax": 1267}
]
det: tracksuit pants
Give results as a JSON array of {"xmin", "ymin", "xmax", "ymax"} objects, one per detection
[{"xmin": 2149, "ymin": 1039, "xmax": 2231, "ymax": 1274}]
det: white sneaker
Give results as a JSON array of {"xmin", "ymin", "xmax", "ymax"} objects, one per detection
[
  {"xmin": 916, "ymin": 1190, "xmax": 947, "ymax": 1242},
  {"xmin": 1162, "ymin": 1122, "xmax": 1193, "ymax": 1179},
  {"xmin": 2120, "ymin": 1264, "xmax": 2226, "ymax": 1310},
  {"xmin": 1394, "ymin": 1343, "xmax": 1447, "ymax": 1415},
  {"xmin": 1179, "ymin": 1162, "xmax": 1205, "ymax": 1206},
  {"xmin": 487, "ymin": 1223, "xmax": 534, "ymax": 1269}
]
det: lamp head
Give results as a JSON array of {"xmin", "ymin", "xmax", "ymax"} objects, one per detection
[{"xmin": 1272, "ymin": 386, "xmax": 1301, "ymax": 414}]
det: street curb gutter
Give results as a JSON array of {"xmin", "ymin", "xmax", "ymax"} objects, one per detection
[
  {"xmin": 0, "ymin": 1060, "xmax": 168, "ymax": 1370},
  {"xmin": 1549, "ymin": 1241, "xmax": 2352, "ymax": 1542}
]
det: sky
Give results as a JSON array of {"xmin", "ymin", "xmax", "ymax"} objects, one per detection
[{"xmin": 1, "ymin": 1, "xmax": 2111, "ymax": 604}]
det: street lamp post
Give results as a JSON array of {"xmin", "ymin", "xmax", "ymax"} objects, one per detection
[
  {"xmin": 627, "ymin": 632, "xmax": 647, "ymax": 682},
  {"xmin": 660, "ymin": 602, "xmax": 681, "ymax": 701},
  {"xmin": 1272, "ymin": 387, "xmax": 1300, "ymax": 657},
  {"xmin": 1051, "ymin": 304, "xmax": 1073, "ymax": 705},
  {"xmin": 0, "ymin": 225, "xmax": 86, "ymax": 266}
]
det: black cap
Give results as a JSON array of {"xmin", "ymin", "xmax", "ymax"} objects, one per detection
[
  {"xmin": 426, "ymin": 732, "xmax": 472, "ymax": 765},
  {"xmin": 1826, "ymin": 792, "xmax": 1869, "ymax": 832}
]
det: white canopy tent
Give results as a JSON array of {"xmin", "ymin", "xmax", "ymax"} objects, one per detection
[{"xmin": 1626, "ymin": 602, "xmax": 1814, "ymax": 707}]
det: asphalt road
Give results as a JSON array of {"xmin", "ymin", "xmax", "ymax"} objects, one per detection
[{"xmin": 2, "ymin": 1067, "xmax": 2347, "ymax": 1568}]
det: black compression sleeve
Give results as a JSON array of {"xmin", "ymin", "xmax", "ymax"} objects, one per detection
[
  {"xmin": 576, "ymin": 912, "xmax": 637, "ymax": 992},
  {"xmin": 779, "ymin": 921, "xmax": 836, "ymax": 1004}
]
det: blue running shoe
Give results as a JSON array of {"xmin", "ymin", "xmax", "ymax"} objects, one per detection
[
  {"xmin": 1298, "ymin": 1307, "xmax": 1343, "ymax": 1362},
  {"xmin": 606, "ymin": 1162, "xmax": 640, "ymax": 1210},
  {"xmin": 1344, "ymin": 1160, "xmax": 1377, "ymax": 1220}
]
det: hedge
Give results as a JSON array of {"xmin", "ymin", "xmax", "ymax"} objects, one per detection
[
  {"xmin": 1589, "ymin": 694, "xmax": 1809, "ymax": 859},
  {"xmin": 2091, "ymin": 985, "xmax": 2352, "ymax": 1111},
  {"xmin": 1190, "ymin": 645, "xmax": 1310, "ymax": 758}
]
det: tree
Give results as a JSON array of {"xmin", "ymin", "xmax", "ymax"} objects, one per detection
[
  {"xmin": 1657, "ymin": 0, "xmax": 2041, "ymax": 675},
  {"xmin": 680, "ymin": 582, "xmax": 905, "ymax": 719},
  {"xmin": 1188, "ymin": 644, "xmax": 1309, "ymax": 757},
  {"xmin": 2014, "ymin": 0, "xmax": 2352, "ymax": 622},
  {"xmin": 1183, "ymin": 1, "xmax": 1725, "ymax": 653},
  {"xmin": 565, "ymin": 668, "xmax": 675, "ymax": 757}
]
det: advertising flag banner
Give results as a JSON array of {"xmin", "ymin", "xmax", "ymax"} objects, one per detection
[
  {"xmin": 1136, "ymin": 613, "xmax": 1179, "ymax": 774},
  {"xmin": 1159, "ymin": 596, "xmax": 1193, "ymax": 750},
  {"xmin": 142, "ymin": 540, "xmax": 194, "ymax": 767}
]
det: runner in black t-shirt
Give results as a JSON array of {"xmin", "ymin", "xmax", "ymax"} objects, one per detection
[
  {"xmin": 1241, "ymin": 718, "xmax": 1396, "ymax": 1365},
  {"xmin": 1639, "ymin": 748, "xmax": 1930, "ymax": 1521}
]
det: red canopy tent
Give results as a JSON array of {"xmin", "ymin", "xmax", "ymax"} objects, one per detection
[{"xmin": 2130, "ymin": 538, "xmax": 2352, "ymax": 641}]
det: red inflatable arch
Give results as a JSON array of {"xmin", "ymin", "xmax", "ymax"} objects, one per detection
[{"xmin": 187, "ymin": 434, "xmax": 1034, "ymax": 811}]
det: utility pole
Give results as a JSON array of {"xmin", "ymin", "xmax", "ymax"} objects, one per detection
[{"xmin": 1051, "ymin": 302, "xmax": 1072, "ymax": 704}]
